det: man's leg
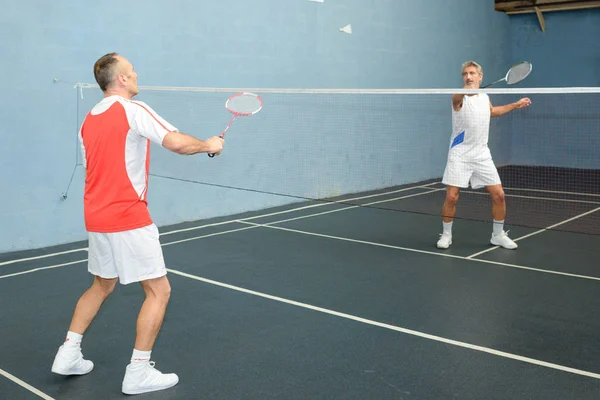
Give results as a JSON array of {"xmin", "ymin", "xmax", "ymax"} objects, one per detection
[
  {"xmin": 442, "ymin": 185, "xmax": 461, "ymax": 223},
  {"xmin": 438, "ymin": 185, "xmax": 460, "ymax": 249},
  {"xmin": 135, "ymin": 276, "xmax": 171, "ymax": 352},
  {"xmin": 439, "ymin": 157, "xmax": 472, "ymax": 249},
  {"xmin": 122, "ymin": 276, "xmax": 178, "ymax": 395},
  {"xmin": 52, "ymin": 229, "xmax": 117, "ymax": 376},
  {"xmin": 486, "ymin": 184, "xmax": 517, "ymax": 249},
  {"xmin": 69, "ymin": 276, "xmax": 118, "ymax": 334},
  {"xmin": 486, "ymin": 184, "xmax": 506, "ymax": 222},
  {"xmin": 119, "ymin": 224, "xmax": 178, "ymax": 395},
  {"xmin": 51, "ymin": 276, "xmax": 117, "ymax": 376},
  {"xmin": 471, "ymin": 158, "xmax": 517, "ymax": 250}
]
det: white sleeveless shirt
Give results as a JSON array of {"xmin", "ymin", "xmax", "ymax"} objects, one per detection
[{"xmin": 448, "ymin": 93, "xmax": 492, "ymax": 162}]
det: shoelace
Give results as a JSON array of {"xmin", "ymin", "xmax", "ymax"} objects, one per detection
[
  {"xmin": 135, "ymin": 361, "xmax": 159, "ymax": 381},
  {"xmin": 74, "ymin": 351, "xmax": 90, "ymax": 368}
]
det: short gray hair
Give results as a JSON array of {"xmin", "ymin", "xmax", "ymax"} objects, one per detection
[{"xmin": 462, "ymin": 61, "xmax": 483, "ymax": 75}]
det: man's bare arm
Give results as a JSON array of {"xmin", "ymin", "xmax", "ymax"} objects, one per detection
[
  {"xmin": 452, "ymin": 94, "xmax": 466, "ymax": 111},
  {"xmin": 490, "ymin": 98, "xmax": 531, "ymax": 117},
  {"xmin": 162, "ymin": 131, "xmax": 224, "ymax": 155}
]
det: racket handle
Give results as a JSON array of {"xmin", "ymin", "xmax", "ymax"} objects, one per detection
[
  {"xmin": 207, "ymin": 135, "xmax": 224, "ymax": 158},
  {"xmin": 207, "ymin": 137, "xmax": 223, "ymax": 158},
  {"xmin": 208, "ymin": 122, "xmax": 229, "ymax": 158}
]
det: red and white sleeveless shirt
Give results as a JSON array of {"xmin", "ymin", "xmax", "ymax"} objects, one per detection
[{"xmin": 79, "ymin": 95, "xmax": 177, "ymax": 232}]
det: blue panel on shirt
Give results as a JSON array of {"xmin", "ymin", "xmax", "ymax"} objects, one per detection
[{"xmin": 451, "ymin": 131, "xmax": 465, "ymax": 148}]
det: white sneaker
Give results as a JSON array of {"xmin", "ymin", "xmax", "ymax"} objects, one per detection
[
  {"xmin": 437, "ymin": 232, "xmax": 452, "ymax": 249},
  {"xmin": 51, "ymin": 345, "xmax": 94, "ymax": 376},
  {"xmin": 491, "ymin": 231, "xmax": 518, "ymax": 249},
  {"xmin": 122, "ymin": 361, "xmax": 179, "ymax": 395}
]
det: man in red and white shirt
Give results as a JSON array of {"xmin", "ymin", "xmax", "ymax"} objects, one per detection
[{"xmin": 51, "ymin": 52, "xmax": 224, "ymax": 395}]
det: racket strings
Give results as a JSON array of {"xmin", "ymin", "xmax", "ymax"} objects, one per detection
[
  {"xmin": 227, "ymin": 94, "xmax": 262, "ymax": 115},
  {"xmin": 506, "ymin": 62, "xmax": 532, "ymax": 85}
]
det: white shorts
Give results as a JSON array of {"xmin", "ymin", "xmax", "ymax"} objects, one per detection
[
  {"xmin": 87, "ymin": 223, "xmax": 166, "ymax": 285},
  {"xmin": 442, "ymin": 158, "xmax": 501, "ymax": 189}
]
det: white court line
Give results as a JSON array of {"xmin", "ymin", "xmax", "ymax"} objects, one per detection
[
  {"xmin": 160, "ymin": 183, "xmax": 440, "ymax": 236},
  {"xmin": 0, "ymin": 226, "xmax": 265, "ymax": 280},
  {"xmin": 162, "ymin": 226, "xmax": 259, "ymax": 247},
  {"xmin": 166, "ymin": 268, "xmax": 600, "ymax": 380},
  {"xmin": 430, "ymin": 182, "xmax": 600, "ymax": 200},
  {"xmin": 0, "ymin": 248, "xmax": 88, "ymax": 267},
  {"xmin": 3, "ymin": 194, "xmax": 600, "ymax": 283},
  {"xmin": 461, "ymin": 190, "xmax": 600, "ymax": 205},
  {"xmin": 254, "ymin": 189, "xmax": 444, "ymax": 226},
  {"xmin": 149, "ymin": 188, "xmax": 442, "ymax": 248},
  {"xmin": 0, "ymin": 183, "xmax": 439, "ymax": 267},
  {"xmin": 503, "ymin": 186, "xmax": 600, "ymax": 198},
  {"xmin": 0, "ymin": 260, "xmax": 86, "ymax": 280},
  {"xmin": 0, "ymin": 368, "xmax": 55, "ymax": 400},
  {"xmin": 0, "ymin": 190, "xmax": 441, "ymax": 279},
  {"xmin": 466, "ymin": 206, "xmax": 600, "ymax": 259},
  {"xmin": 238, "ymin": 221, "xmax": 600, "ymax": 282}
]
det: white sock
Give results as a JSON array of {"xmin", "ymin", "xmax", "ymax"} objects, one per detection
[
  {"xmin": 131, "ymin": 349, "xmax": 152, "ymax": 367},
  {"xmin": 64, "ymin": 331, "xmax": 83, "ymax": 348},
  {"xmin": 493, "ymin": 219, "xmax": 504, "ymax": 235},
  {"xmin": 443, "ymin": 221, "xmax": 453, "ymax": 235}
]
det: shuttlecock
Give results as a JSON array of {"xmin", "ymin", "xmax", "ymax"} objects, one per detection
[{"xmin": 340, "ymin": 24, "xmax": 352, "ymax": 34}]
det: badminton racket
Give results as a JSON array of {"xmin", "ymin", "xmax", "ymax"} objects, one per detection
[
  {"xmin": 208, "ymin": 92, "xmax": 263, "ymax": 157},
  {"xmin": 482, "ymin": 61, "xmax": 532, "ymax": 88}
]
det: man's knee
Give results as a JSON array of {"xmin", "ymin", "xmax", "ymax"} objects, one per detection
[
  {"xmin": 445, "ymin": 187, "xmax": 460, "ymax": 205},
  {"xmin": 93, "ymin": 276, "xmax": 117, "ymax": 297},
  {"xmin": 141, "ymin": 276, "xmax": 171, "ymax": 303},
  {"xmin": 488, "ymin": 186, "xmax": 505, "ymax": 204}
]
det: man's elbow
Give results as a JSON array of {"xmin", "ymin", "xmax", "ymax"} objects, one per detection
[{"xmin": 161, "ymin": 131, "xmax": 188, "ymax": 154}]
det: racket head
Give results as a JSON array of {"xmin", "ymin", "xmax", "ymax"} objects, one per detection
[
  {"xmin": 506, "ymin": 61, "xmax": 532, "ymax": 85},
  {"xmin": 225, "ymin": 92, "xmax": 263, "ymax": 116}
]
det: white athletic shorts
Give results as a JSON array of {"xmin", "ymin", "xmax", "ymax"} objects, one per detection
[
  {"xmin": 442, "ymin": 158, "xmax": 502, "ymax": 189},
  {"xmin": 87, "ymin": 223, "xmax": 166, "ymax": 285}
]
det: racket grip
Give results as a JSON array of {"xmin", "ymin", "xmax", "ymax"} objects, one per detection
[{"xmin": 207, "ymin": 133, "xmax": 225, "ymax": 158}]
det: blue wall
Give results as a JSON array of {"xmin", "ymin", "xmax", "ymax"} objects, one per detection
[
  {"xmin": 511, "ymin": 9, "xmax": 600, "ymax": 88},
  {"xmin": 1, "ymin": 0, "xmax": 514, "ymax": 252},
  {"xmin": 508, "ymin": 9, "xmax": 600, "ymax": 168}
]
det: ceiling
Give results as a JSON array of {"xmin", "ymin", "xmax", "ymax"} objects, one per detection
[{"xmin": 495, "ymin": 0, "xmax": 600, "ymax": 14}]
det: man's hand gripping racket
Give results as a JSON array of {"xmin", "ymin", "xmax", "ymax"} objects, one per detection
[{"xmin": 208, "ymin": 92, "xmax": 263, "ymax": 157}]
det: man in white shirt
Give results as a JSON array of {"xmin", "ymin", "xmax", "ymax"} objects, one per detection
[{"xmin": 437, "ymin": 61, "xmax": 531, "ymax": 250}]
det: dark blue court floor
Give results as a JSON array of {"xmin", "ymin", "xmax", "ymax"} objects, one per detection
[{"xmin": 2, "ymin": 189, "xmax": 600, "ymax": 399}]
